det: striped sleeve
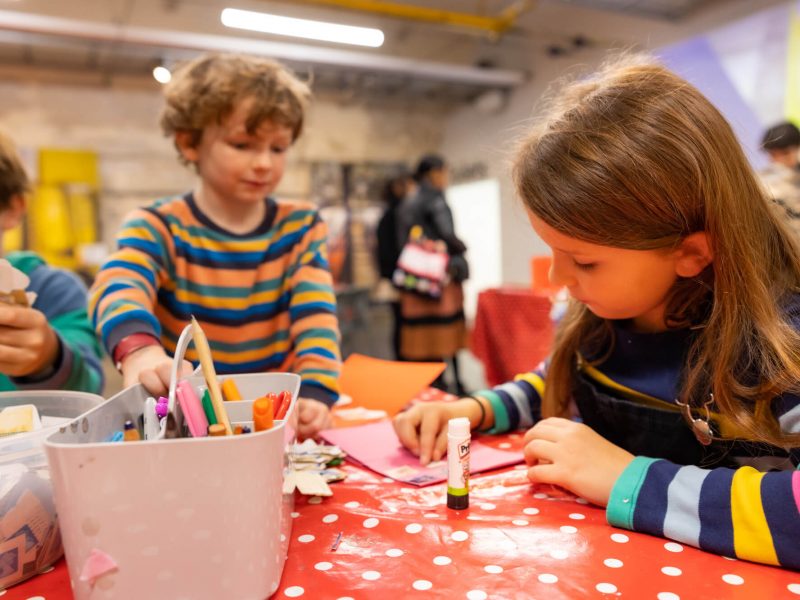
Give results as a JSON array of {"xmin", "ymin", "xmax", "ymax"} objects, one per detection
[
  {"xmin": 607, "ymin": 396, "xmax": 800, "ymax": 570},
  {"xmin": 13, "ymin": 267, "xmax": 104, "ymax": 394},
  {"xmin": 286, "ymin": 212, "xmax": 341, "ymax": 406},
  {"xmin": 473, "ymin": 363, "xmax": 546, "ymax": 433},
  {"xmin": 88, "ymin": 208, "xmax": 169, "ymax": 355}
]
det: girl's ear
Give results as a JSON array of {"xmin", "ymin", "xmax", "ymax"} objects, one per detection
[
  {"xmin": 175, "ymin": 131, "xmax": 198, "ymax": 163},
  {"xmin": 675, "ymin": 232, "xmax": 713, "ymax": 278},
  {"xmin": 0, "ymin": 194, "xmax": 26, "ymax": 231}
]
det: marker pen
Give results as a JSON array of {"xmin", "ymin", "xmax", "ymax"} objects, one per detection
[
  {"xmin": 446, "ymin": 417, "xmax": 470, "ymax": 510},
  {"xmin": 123, "ymin": 419, "xmax": 140, "ymax": 442}
]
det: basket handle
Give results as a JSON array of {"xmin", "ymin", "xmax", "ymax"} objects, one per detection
[{"xmin": 161, "ymin": 322, "xmax": 195, "ymax": 439}]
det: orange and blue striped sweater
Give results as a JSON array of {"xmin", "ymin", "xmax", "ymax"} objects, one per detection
[
  {"xmin": 475, "ymin": 319, "xmax": 800, "ymax": 570},
  {"xmin": 89, "ymin": 194, "xmax": 340, "ymax": 405}
]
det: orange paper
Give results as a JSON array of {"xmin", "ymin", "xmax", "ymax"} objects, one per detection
[{"xmin": 338, "ymin": 353, "xmax": 445, "ymax": 417}]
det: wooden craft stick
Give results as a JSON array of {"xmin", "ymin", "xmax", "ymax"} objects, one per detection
[{"xmin": 190, "ymin": 316, "xmax": 232, "ymax": 435}]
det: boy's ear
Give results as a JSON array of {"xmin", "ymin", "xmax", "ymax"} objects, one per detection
[
  {"xmin": 175, "ymin": 131, "xmax": 198, "ymax": 163},
  {"xmin": 674, "ymin": 231, "xmax": 713, "ymax": 278},
  {"xmin": 0, "ymin": 194, "xmax": 26, "ymax": 231}
]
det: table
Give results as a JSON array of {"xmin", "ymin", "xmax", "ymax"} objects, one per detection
[
  {"xmin": 8, "ymin": 390, "xmax": 800, "ymax": 600},
  {"xmin": 471, "ymin": 287, "xmax": 554, "ymax": 386}
]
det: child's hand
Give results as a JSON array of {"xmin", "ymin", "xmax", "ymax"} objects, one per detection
[
  {"xmin": 522, "ymin": 417, "xmax": 635, "ymax": 506},
  {"xmin": 121, "ymin": 345, "xmax": 193, "ymax": 396},
  {"xmin": 296, "ymin": 398, "xmax": 332, "ymax": 440},
  {"xmin": 392, "ymin": 399, "xmax": 484, "ymax": 466},
  {"xmin": 0, "ymin": 305, "xmax": 59, "ymax": 377}
]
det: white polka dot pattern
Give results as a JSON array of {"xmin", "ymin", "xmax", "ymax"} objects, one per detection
[
  {"xmin": 560, "ymin": 525, "xmax": 578, "ymax": 534},
  {"xmin": 405, "ymin": 523, "xmax": 423, "ymax": 534},
  {"xmin": 412, "ymin": 580, "xmax": 433, "ymax": 590},
  {"xmin": 721, "ymin": 574, "xmax": 744, "ymax": 585}
]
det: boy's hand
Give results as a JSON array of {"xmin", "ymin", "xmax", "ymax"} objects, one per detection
[
  {"xmin": 522, "ymin": 417, "xmax": 635, "ymax": 506},
  {"xmin": 296, "ymin": 398, "xmax": 332, "ymax": 440},
  {"xmin": 392, "ymin": 399, "xmax": 484, "ymax": 466},
  {"xmin": 0, "ymin": 305, "xmax": 59, "ymax": 377},
  {"xmin": 120, "ymin": 345, "xmax": 193, "ymax": 397}
]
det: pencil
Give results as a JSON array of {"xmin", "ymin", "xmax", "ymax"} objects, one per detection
[{"xmin": 190, "ymin": 316, "xmax": 233, "ymax": 435}]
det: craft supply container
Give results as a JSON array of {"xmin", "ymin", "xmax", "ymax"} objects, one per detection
[{"xmin": 44, "ymin": 372, "xmax": 299, "ymax": 600}]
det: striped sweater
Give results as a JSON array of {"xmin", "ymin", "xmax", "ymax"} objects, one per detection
[
  {"xmin": 89, "ymin": 194, "xmax": 340, "ymax": 405},
  {"xmin": 3, "ymin": 251, "xmax": 103, "ymax": 394},
  {"xmin": 475, "ymin": 319, "xmax": 800, "ymax": 570}
]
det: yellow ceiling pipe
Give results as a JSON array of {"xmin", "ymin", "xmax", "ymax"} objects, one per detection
[{"xmin": 288, "ymin": 0, "xmax": 534, "ymax": 37}]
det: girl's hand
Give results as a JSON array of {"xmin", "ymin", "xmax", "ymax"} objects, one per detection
[
  {"xmin": 393, "ymin": 399, "xmax": 484, "ymax": 465},
  {"xmin": 296, "ymin": 398, "xmax": 332, "ymax": 440},
  {"xmin": 522, "ymin": 417, "xmax": 635, "ymax": 506},
  {"xmin": 121, "ymin": 345, "xmax": 193, "ymax": 396}
]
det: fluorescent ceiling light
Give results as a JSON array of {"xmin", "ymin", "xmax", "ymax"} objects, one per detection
[{"xmin": 221, "ymin": 8, "xmax": 384, "ymax": 48}]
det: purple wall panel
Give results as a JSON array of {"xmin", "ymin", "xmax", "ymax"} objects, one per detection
[{"xmin": 658, "ymin": 36, "xmax": 768, "ymax": 170}]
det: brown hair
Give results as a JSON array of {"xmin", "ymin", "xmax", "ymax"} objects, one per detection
[
  {"xmin": 160, "ymin": 52, "xmax": 311, "ymax": 160},
  {"xmin": 512, "ymin": 55, "xmax": 800, "ymax": 449},
  {"xmin": 0, "ymin": 131, "xmax": 29, "ymax": 210}
]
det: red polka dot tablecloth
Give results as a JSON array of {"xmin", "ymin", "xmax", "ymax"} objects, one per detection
[
  {"xmin": 471, "ymin": 287, "xmax": 554, "ymax": 386},
  {"xmin": 8, "ymin": 430, "xmax": 800, "ymax": 600}
]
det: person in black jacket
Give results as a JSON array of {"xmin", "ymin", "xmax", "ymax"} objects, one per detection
[
  {"xmin": 376, "ymin": 172, "xmax": 414, "ymax": 359},
  {"xmin": 396, "ymin": 154, "xmax": 469, "ymax": 394}
]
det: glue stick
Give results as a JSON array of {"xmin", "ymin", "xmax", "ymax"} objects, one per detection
[{"xmin": 446, "ymin": 417, "xmax": 470, "ymax": 510}]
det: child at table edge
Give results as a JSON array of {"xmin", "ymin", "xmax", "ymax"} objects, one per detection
[
  {"xmin": 393, "ymin": 55, "xmax": 800, "ymax": 571},
  {"xmin": 0, "ymin": 130, "xmax": 103, "ymax": 394},
  {"xmin": 89, "ymin": 53, "xmax": 340, "ymax": 438}
]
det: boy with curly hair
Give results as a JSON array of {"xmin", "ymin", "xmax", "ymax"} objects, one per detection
[{"xmin": 89, "ymin": 53, "xmax": 340, "ymax": 438}]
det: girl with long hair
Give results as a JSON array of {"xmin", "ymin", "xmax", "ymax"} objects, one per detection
[{"xmin": 394, "ymin": 56, "xmax": 800, "ymax": 570}]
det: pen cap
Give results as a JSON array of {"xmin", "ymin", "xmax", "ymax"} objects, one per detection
[{"xmin": 448, "ymin": 417, "xmax": 470, "ymax": 437}]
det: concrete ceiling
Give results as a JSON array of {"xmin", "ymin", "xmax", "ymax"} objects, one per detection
[{"xmin": 0, "ymin": 0, "xmax": 784, "ymax": 105}]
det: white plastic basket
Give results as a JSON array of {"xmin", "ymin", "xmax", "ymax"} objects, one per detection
[{"xmin": 44, "ymin": 335, "xmax": 300, "ymax": 599}]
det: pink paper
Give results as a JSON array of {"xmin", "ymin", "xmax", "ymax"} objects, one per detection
[{"xmin": 321, "ymin": 420, "xmax": 524, "ymax": 486}]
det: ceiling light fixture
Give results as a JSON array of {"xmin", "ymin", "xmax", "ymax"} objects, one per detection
[
  {"xmin": 221, "ymin": 8, "xmax": 384, "ymax": 48},
  {"xmin": 152, "ymin": 65, "xmax": 172, "ymax": 84}
]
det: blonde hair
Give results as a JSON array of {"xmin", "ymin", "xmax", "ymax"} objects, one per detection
[
  {"xmin": 512, "ymin": 55, "xmax": 800, "ymax": 449},
  {"xmin": 0, "ymin": 131, "xmax": 29, "ymax": 210},
  {"xmin": 160, "ymin": 52, "xmax": 311, "ymax": 160}
]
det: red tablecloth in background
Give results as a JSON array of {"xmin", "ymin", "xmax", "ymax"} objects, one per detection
[
  {"xmin": 8, "ymin": 389, "xmax": 800, "ymax": 600},
  {"xmin": 471, "ymin": 287, "xmax": 554, "ymax": 386}
]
